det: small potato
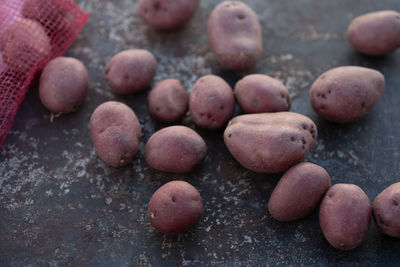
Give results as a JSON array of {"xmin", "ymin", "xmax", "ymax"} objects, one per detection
[
  {"xmin": 145, "ymin": 126, "xmax": 206, "ymax": 173},
  {"xmin": 0, "ymin": 19, "xmax": 51, "ymax": 71},
  {"xmin": 208, "ymin": 1, "xmax": 262, "ymax": 70},
  {"xmin": 235, "ymin": 74, "xmax": 291, "ymax": 113},
  {"xmin": 148, "ymin": 79, "xmax": 188, "ymax": 123},
  {"xmin": 310, "ymin": 66, "xmax": 385, "ymax": 123},
  {"xmin": 90, "ymin": 101, "xmax": 141, "ymax": 167},
  {"xmin": 104, "ymin": 49, "xmax": 157, "ymax": 94},
  {"xmin": 148, "ymin": 180, "xmax": 203, "ymax": 234},
  {"xmin": 139, "ymin": 0, "xmax": 199, "ymax": 30},
  {"xmin": 39, "ymin": 57, "xmax": 89, "ymax": 114},
  {"xmin": 373, "ymin": 182, "xmax": 400, "ymax": 238},
  {"xmin": 320, "ymin": 184, "xmax": 372, "ymax": 250},
  {"xmin": 268, "ymin": 162, "xmax": 331, "ymax": 222},
  {"xmin": 224, "ymin": 112, "xmax": 317, "ymax": 173},
  {"xmin": 347, "ymin": 10, "xmax": 400, "ymax": 56},
  {"xmin": 189, "ymin": 75, "xmax": 235, "ymax": 130}
]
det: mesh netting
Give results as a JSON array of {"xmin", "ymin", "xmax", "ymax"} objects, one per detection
[{"xmin": 0, "ymin": 0, "xmax": 89, "ymax": 147}]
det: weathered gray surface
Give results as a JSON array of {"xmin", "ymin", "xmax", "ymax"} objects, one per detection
[{"xmin": 1, "ymin": 0, "xmax": 400, "ymax": 266}]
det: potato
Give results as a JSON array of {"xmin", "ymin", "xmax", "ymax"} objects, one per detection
[
  {"xmin": 148, "ymin": 180, "xmax": 203, "ymax": 234},
  {"xmin": 145, "ymin": 126, "xmax": 206, "ymax": 173},
  {"xmin": 310, "ymin": 66, "xmax": 385, "ymax": 123},
  {"xmin": 373, "ymin": 182, "xmax": 400, "ymax": 238},
  {"xmin": 268, "ymin": 162, "xmax": 331, "ymax": 222},
  {"xmin": 22, "ymin": 0, "xmax": 65, "ymax": 34},
  {"xmin": 189, "ymin": 75, "xmax": 235, "ymax": 130},
  {"xmin": 319, "ymin": 184, "xmax": 372, "ymax": 250},
  {"xmin": 235, "ymin": 74, "xmax": 291, "ymax": 113},
  {"xmin": 139, "ymin": 0, "xmax": 199, "ymax": 30},
  {"xmin": 0, "ymin": 19, "xmax": 51, "ymax": 71},
  {"xmin": 39, "ymin": 57, "xmax": 88, "ymax": 114},
  {"xmin": 104, "ymin": 49, "xmax": 157, "ymax": 94},
  {"xmin": 208, "ymin": 1, "xmax": 262, "ymax": 70},
  {"xmin": 90, "ymin": 101, "xmax": 141, "ymax": 167},
  {"xmin": 347, "ymin": 10, "xmax": 400, "ymax": 56},
  {"xmin": 224, "ymin": 112, "xmax": 317, "ymax": 173},
  {"xmin": 148, "ymin": 79, "xmax": 188, "ymax": 123}
]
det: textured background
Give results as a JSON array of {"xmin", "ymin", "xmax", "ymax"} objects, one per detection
[{"xmin": 1, "ymin": 0, "xmax": 400, "ymax": 266}]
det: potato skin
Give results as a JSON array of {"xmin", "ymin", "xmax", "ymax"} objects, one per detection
[
  {"xmin": 235, "ymin": 74, "xmax": 291, "ymax": 113},
  {"xmin": 39, "ymin": 57, "xmax": 88, "ymax": 114},
  {"xmin": 319, "ymin": 184, "xmax": 372, "ymax": 250},
  {"xmin": 224, "ymin": 112, "xmax": 317, "ymax": 173},
  {"xmin": 373, "ymin": 182, "xmax": 400, "ymax": 238},
  {"xmin": 347, "ymin": 10, "xmax": 400, "ymax": 56},
  {"xmin": 139, "ymin": 0, "xmax": 199, "ymax": 30},
  {"xmin": 189, "ymin": 75, "xmax": 235, "ymax": 130},
  {"xmin": 310, "ymin": 66, "xmax": 385, "ymax": 123},
  {"xmin": 0, "ymin": 19, "xmax": 51, "ymax": 71},
  {"xmin": 104, "ymin": 49, "xmax": 157, "ymax": 94},
  {"xmin": 208, "ymin": 1, "xmax": 262, "ymax": 70},
  {"xmin": 268, "ymin": 162, "xmax": 331, "ymax": 222},
  {"xmin": 145, "ymin": 126, "xmax": 207, "ymax": 173},
  {"xmin": 148, "ymin": 180, "xmax": 203, "ymax": 234},
  {"xmin": 148, "ymin": 79, "xmax": 188, "ymax": 123},
  {"xmin": 90, "ymin": 101, "xmax": 141, "ymax": 167}
]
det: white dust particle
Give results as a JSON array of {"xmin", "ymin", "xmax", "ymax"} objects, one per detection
[{"xmin": 105, "ymin": 197, "xmax": 113, "ymax": 205}]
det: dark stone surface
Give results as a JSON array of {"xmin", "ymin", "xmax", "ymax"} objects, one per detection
[{"xmin": 1, "ymin": 0, "xmax": 400, "ymax": 266}]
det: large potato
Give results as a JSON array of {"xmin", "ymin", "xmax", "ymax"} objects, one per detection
[
  {"xmin": 235, "ymin": 74, "xmax": 291, "ymax": 113},
  {"xmin": 139, "ymin": 0, "xmax": 199, "ymax": 30},
  {"xmin": 208, "ymin": 1, "xmax": 262, "ymax": 70},
  {"xmin": 373, "ymin": 182, "xmax": 400, "ymax": 238},
  {"xmin": 148, "ymin": 79, "xmax": 188, "ymax": 123},
  {"xmin": 268, "ymin": 162, "xmax": 331, "ymax": 222},
  {"xmin": 39, "ymin": 57, "xmax": 89, "ymax": 114},
  {"xmin": 104, "ymin": 49, "xmax": 157, "ymax": 94},
  {"xmin": 145, "ymin": 126, "xmax": 207, "ymax": 173},
  {"xmin": 90, "ymin": 101, "xmax": 141, "ymax": 167},
  {"xmin": 320, "ymin": 184, "xmax": 372, "ymax": 250},
  {"xmin": 310, "ymin": 66, "xmax": 385, "ymax": 123},
  {"xmin": 0, "ymin": 19, "xmax": 51, "ymax": 71},
  {"xmin": 224, "ymin": 112, "xmax": 317, "ymax": 173},
  {"xmin": 189, "ymin": 75, "xmax": 235, "ymax": 130},
  {"xmin": 347, "ymin": 10, "xmax": 400, "ymax": 56},
  {"xmin": 148, "ymin": 180, "xmax": 203, "ymax": 234}
]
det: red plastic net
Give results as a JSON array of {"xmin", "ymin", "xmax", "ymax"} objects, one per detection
[{"xmin": 0, "ymin": 0, "xmax": 89, "ymax": 147}]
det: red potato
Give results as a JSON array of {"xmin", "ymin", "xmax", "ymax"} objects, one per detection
[
  {"xmin": 235, "ymin": 74, "xmax": 291, "ymax": 113},
  {"xmin": 268, "ymin": 162, "xmax": 331, "ymax": 222},
  {"xmin": 208, "ymin": 1, "xmax": 262, "ymax": 70},
  {"xmin": 0, "ymin": 18, "xmax": 51, "ymax": 72},
  {"xmin": 319, "ymin": 184, "xmax": 372, "ymax": 250},
  {"xmin": 139, "ymin": 0, "xmax": 199, "ymax": 30},
  {"xmin": 145, "ymin": 126, "xmax": 207, "ymax": 173},
  {"xmin": 224, "ymin": 112, "xmax": 317, "ymax": 173},
  {"xmin": 22, "ymin": 0, "xmax": 66, "ymax": 34},
  {"xmin": 39, "ymin": 57, "xmax": 88, "ymax": 114},
  {"xmin": 104, "ymin": 49, "xmax": 157, "ymax": 94},
  {"xmin": 310, "ymin": 66, "xmax": 385, "ymax": 123},
  {"xmin": 189, "ymin": 75, "xmax": 235, "ymax": 130},
  {"xmin": 148, "ymin": 180, "xmax": 203, "ymax": 234},
  {"xmin": 148, "ymin": 79, "xmax": 188, "ymax": 123},
  {"xmin": 373, "ymin": 182, "xmax": 400, "ymax": 238},
  {"xmin": 347, "ymin": 10, "xmax": 400, "ymax": 56},
  {"xmin": 90, "ymin": 101, "xmax": 141, "ymax": 167}
]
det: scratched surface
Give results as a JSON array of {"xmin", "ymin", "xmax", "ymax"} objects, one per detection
[{"xmin": 1, "ymin": 0, "xmax": 400, "ymax": 266}]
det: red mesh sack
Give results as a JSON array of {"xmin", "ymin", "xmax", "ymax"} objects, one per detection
[{"xmin": 0, "ymin": 0, "xmax": 89, "ymax": 147}]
